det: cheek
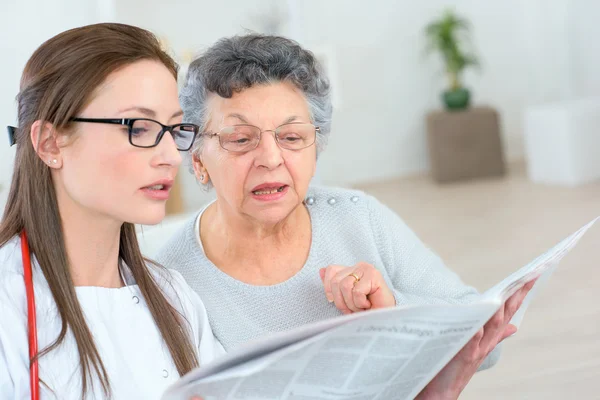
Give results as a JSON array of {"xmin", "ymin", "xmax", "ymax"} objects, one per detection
[
  {"xmin": 207, "ymin": 150, "xmax": 252, "ymax": 191},
  {"xmin": 61, "ymin": 140, "xmax": 142, "ymax": 210},
  {"xmin": 284, "ymin": 150, "xmax": 316, "ymax": 185}
]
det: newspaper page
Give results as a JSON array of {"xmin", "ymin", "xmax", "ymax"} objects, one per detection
[
  {"xmin": 162, "ymin": 302, "xmax": 499, "ymax": 400},
  {"xmin": 484, "ymin": 217, "xmax": 597, "ymax": 328},
  {"xmin": 162, "ymin": 217, "xmax": 598, "ymax": 400}
]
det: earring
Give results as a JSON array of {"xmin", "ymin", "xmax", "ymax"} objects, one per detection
[
  {"xmin": 48, "ymin": 159, "xmax": 57, "ymax": 165},
  {"xmin": 200, "ymin": 174, "xmax": 205, "ymax": 181}
]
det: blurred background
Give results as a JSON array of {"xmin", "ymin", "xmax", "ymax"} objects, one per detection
[{"xmin": 1, "ymin": 0, "xmax": 599, "ymax": 398}]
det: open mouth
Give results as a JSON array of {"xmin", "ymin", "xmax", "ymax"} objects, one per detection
[
  {"xmin": 141, "ymin": 182, "xmax": 173, "ymax": 192},
  {"xmin": 146, "ymin": 184, "xmax": 165, "ymax": 190},
  {"xmin": 143, "ymin": 184, "xmax": 169, "ymax": 191},
  {"xmin": 252, "ymin": 185, "xmax": 287, "ymax": 195}
]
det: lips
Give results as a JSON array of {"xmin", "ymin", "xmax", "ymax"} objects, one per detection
[
  {"xmin": 144, "ymin": 184, "xmax": 167, "ymax": 190},
  {"xmin": 252, "ymin": 186, "xmax": 287, "ymax": 195},
  {"xmin": 142, "ymin": 179, "xmax": 173, "ymax": 191},
  {"xmin": 139, "ymin": 179, "xmax": 174, "ymax": 201},
  {"xmin": 251, "ymin": 182, "xmax": 288, "ymax": 195}
]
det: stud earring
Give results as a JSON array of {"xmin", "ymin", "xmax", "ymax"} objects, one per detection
[{"xmin": 200, "ymin": 174, "xmax": 205, "ymax": 181}]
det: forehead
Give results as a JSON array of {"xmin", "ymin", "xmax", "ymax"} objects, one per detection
[
  {"xmin": 85, "ymin": 60, "xmax": 179, "ymax": 114},
  {"xmin": 207, "ymin": 82, "xmax": 311, "ymax": 124}
]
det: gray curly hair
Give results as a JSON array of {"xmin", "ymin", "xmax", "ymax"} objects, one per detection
[{"xmin": 180, "ymin": 34, "xmax": 333, "ymax": 157}]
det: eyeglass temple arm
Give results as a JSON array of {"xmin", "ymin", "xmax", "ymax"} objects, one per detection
[{"xmin": 7, "ymin": 126, "xmax": 17, "ymax": 146}]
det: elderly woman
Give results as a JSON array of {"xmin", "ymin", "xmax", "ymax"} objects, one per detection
[{"xmin": 156, "ymin": 34, "xmax": 532, "ymax": 398}]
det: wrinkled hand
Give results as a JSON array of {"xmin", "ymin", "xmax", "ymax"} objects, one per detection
[
  {"xmin": 416, "ymin": 279, "xmax": 537, "ymax": 400},
  {"xmin": 319, "ymin": 262, "xmax": 396, "ymax": 314}
]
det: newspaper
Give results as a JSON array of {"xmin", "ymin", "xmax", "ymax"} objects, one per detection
[{"xmin": 161, "ymin": 217, "xmax": 597, "ymax": 400}]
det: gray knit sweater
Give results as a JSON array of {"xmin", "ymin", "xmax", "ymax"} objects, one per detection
[{"xmin": 155, "ymin": 186, "xmax": 499, "ymax": 368}]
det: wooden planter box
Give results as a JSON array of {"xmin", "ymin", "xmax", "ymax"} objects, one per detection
[{"xmin": 426, "ymin": 106, "xmax": 506, "ymax": 183}]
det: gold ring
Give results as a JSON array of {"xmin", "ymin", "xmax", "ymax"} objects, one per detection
[{"xmin": 349, "ymin": 273, "xmax": 360, "ymax": 283}]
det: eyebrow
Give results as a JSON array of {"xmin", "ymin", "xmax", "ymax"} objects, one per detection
[
  {"xmin": 118, "ymin": 106, "xmax": 184, "ymax": 120},
  {"xmin": 224, "ymin": 114, "xmax": 302, "ymax": 125},
  {"xmin": 282, "ymin": 116, "xmax": 301, "ymax": 124},
  {"xmin": 225, "ymin": 113, "xmax": 249, "ymax": 124}
]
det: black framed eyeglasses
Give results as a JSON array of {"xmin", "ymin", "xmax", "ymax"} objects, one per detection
[
  {"xmin": 70, "ymin": 117, "xmax": 199, "ymax": 151},
  {"xmin": 200, "ymin": 122, "xmax": 320, "ymax": 153}
]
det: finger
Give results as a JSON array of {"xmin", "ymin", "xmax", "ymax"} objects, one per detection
[
  {"xmin": 499, "ymin": 324, "xmax": 518, "ymax": 343},
  {"xmin": 319, "ymin": 268, "xmax": 325, "ymax": 282},
  {"xmin": 354, "ymin": 265, "xmax": 396, "ymax": 309},
  {"xmin": 481, "ymin": 307, "xmax": 506, "ymax": 350},
  {"xmin": 457, "ymin": 328, "xmax": 485, "ymax": 364},
  {"xmin": 351, "ymin": 267, "xmax": 376, "ymax": 309},
  {"xmin": 503, "ymin": 292, "xmax": 522, "ymax": 322},
  {"xmin": 340, "ymin": 274, "xmax": 364, "ymax": 312},
  {"xmin": 352, "ymin": 279, "xmax": 373, "ymax": 309},
  {"xmin": 504, "ymin": 280, "xmax": 535, "ymax": 322},
  {"xmin": 330, "ymin": 270, "xmax": 353, "ymax": 314},
  {"xmin": 520, "ymin": 278, "xmax": 536, "ymax": 300},
  {"xmin": 525, "ymin": 277, "xmax": 538, "ymax": 289},
  {"xmin": 322, "ymin": 265, "xmax": 345, "ymax": 303}
]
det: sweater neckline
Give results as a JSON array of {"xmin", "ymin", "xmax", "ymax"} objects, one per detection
[{"xmin": 188, "ymin": 197, "xmax": 321, "ymax": 291}]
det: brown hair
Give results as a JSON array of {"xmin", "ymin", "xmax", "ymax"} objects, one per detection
[{"xmin": 0, "ymin": 23, "xmax": 198, "ymax": 397}]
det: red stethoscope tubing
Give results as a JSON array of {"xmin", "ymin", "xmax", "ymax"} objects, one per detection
[{"xmin": 20, "ymin": 230, "xmax": 40, "ymax": 400}]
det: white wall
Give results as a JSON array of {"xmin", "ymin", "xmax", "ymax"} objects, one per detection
[
  {"xmin": 283, "ymin": 0, "xmax": 575, "ymax": 186},
  {"xmin": 115, "ymin": 0, "xmax": 275, "ymax": 55},
  {"xmin": 0, "ymin": 0, "xmax": 110, "ymax": 209},
  {"xmin": 1, "ymin": 0, "xmax": 598, "ymax": 212},
  {"xmin": 116, "ymin": 0, "xmax": 580, "ymax": 190},
  {"xmin": 569, "ymin": 0, "xmax": 600, "ymax": 97}
]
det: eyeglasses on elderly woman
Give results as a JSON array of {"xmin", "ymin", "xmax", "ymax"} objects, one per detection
[{"xmin": 200, "ymin": 122, "xmax": 320, "ymax": 153}]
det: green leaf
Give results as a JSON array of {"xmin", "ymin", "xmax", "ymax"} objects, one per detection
[{"xmin": 422, "ymin": 8, "xmax": 480, "ymax": 87}]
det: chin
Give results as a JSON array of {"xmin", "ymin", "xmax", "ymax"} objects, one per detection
[
  {"xmin": 253, "ymin": 206, "xmax": 294, "ymax": 226},
  {"xmin": 124, "ymin": 205, "xmax": 166, "ymax": 226}
]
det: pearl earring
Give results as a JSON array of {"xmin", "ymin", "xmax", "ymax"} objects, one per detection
[
  {"xmin": 200, "ymin": 174, "xmax": 205, "ymax": 181},
  {"xmin": 48, "ymin": 159, "xmax": 57, "ymax": 165}
]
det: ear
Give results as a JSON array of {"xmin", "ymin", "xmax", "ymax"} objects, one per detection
[
  {"xmin": 192, "ymin": 152, "xmax": 208, "ymax": 183},
  {"xmin": 30, "ymin": 120, "xmax": 62, "ymax": 168}
]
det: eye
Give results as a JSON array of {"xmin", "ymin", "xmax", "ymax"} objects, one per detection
[
  {"xmin": 130, "ymin": 127, "xmax": 150, "ymax": 137},
  {"xmin": 130, "ymin": 120, "xmax": 157, "ymax": 137},
  {"xmin": 279, "ymin": 133, "xmax": 302, "ymax": 142}
]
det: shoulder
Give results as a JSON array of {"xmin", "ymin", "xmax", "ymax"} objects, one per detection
[
  {"xmin": 0, "ymin": 238, "xmax": 28, "ymax": 400},
  {"xmin": 146, "ymin": 264, "xmax": 202, "ymax": 321},
  {"xmin": 306, "ymin": 185, "xmax": 371, "ymax": 214},
  {"xmin": 0, "ymin": 236, "xmax": 28, "ymax": 323},
  {"xmin": 145, "ymin": 263, "xmax": 205, "ymax": 317},
  {"xmin": 0, "ymin": 236, "xmax": 26, "ymax": 294},
  {"xmin": 305, "ymin": 185, "xmax": 389, "ymax": 225},
  {"xmin": 146, "ymin": 262, "xmax": 194, "ymax": 304},
  {"xmin": 152, "ymin": 211, "xmax": 202, "ymax": 268},
  {"xmin": 0, "ymin": 236, "xmax": 23, "ymax": 276}
]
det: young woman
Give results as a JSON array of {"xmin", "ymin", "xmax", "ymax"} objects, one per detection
[{"xmin": 0, "ymin": 23, "xmax": 223, "ymax": 399}]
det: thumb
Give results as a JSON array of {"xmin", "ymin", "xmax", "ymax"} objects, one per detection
[
  {"xmin": 319, "ymin": 268, "xmax": 325, "ymax": 282},
  {"xmin": 366, "ymin": 286, "xmax": 395, "ymax": 309},
  {"xmin": 500, "ymin": 324, "xmax": 518, "ymax": 342}
]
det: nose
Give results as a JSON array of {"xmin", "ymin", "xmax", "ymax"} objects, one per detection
[
  {"xmin": 253, "ymin": 130, "xmax": 283, "ymax": 170},
  {"xmin": 152, "ymin": 130, "xmax": 182, "ymax": 168}
]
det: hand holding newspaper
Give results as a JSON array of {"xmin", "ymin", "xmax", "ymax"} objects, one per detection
[{"xmin": 162, "ymin": 217, "xmax": 598, "ymax": 400}]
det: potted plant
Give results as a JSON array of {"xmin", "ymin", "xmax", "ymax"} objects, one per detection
[{"xmin": 425, "ymin": 9, "xmax": 479, "ymax": 110}]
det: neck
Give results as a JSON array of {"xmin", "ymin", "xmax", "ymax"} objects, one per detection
[
  {"xmin": 57, "ymin": 194, "xmax": 123, "ymax": 288},
  {"xmin": 202, "ymin": 200, "xmax": 310, "ymax": 262}
]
